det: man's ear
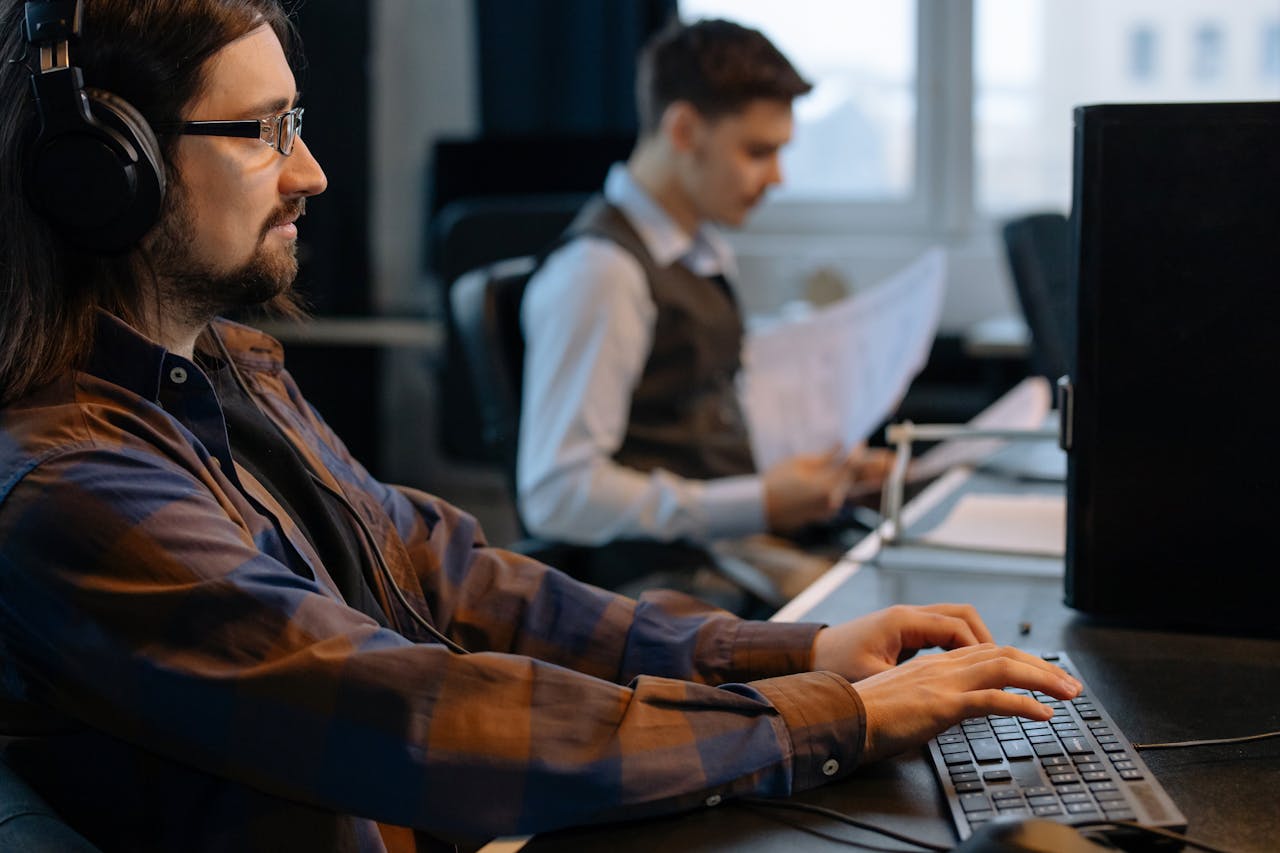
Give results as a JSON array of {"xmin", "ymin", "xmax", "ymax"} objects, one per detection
[{"xmin": 663, "ymin": 101, "xmax": 705, "ymax": 153}]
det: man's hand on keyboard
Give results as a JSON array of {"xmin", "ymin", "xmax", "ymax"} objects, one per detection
[
  {"xmin": 852, "ymin": 645, "xmax": 1082, "ymax": 764},
  {"xmin": 812, "ymin": 603, "xmax": 996, "ymax": 680}
]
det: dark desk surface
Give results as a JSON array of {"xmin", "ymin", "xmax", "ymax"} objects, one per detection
[{"xmin": 522, "ymin": 469, "xmax": 1280, "ymax": 853}]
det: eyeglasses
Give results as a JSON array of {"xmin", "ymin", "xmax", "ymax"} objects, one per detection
[{"xmin": 152, "ymin": 107, "xmax": 305, "ymax": 156}]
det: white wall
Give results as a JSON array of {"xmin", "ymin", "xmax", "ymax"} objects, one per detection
[{"xmin": 371, "ymin": 0, "xmax": 478, "ymax": 313}]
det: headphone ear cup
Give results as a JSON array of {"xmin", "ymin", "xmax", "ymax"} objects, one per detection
[{"xmin": 25, "ymin": 87, "xmax": 166, "ymax": 254}]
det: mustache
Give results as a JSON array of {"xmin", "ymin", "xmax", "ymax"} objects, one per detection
[{"xmin": 262, "ymin": 197, "xmax": 307, "ymax": 235}]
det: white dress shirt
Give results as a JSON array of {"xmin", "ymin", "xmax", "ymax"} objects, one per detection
[{"xmin": 517, "ymin": 164, "xmax": 765, "ymax": 545}]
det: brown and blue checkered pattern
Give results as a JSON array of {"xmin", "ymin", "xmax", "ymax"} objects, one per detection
[{"xmin": 0, "ymin": 313, "xmax": 865, "ymax": 851}]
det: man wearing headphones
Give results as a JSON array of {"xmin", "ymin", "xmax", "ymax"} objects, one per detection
[{"xmin": 0, "ymin": 2, "xmax": 1079, "ymax": 850}]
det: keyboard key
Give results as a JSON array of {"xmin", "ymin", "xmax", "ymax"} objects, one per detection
[
  {"xmin": 1103, "ymin": 808, "xmax": 1136, "ymax": 821},
  {"xmin": 1054, "ymin": 783, "xmax": 1085, "ymax": 795},
  {"xmin": 1001, "ymin": 739, "xmax": 1034, "ymax": 760},
  {"xmin": 1076, "ymin": 762, "xmax": 1105, "ymax": 773},
  {"xmin": 1111, "ymin": 761, "xmax": 1136, "ymax": 772},
  {"xmin": 966, "ymin": 811, "xmax": 994, "ymax": 825},
  {"xmin": 1082, "ymin": 771, "xmax": 1110, "ymax": 783},
  {"xmin": 970, "ymin": 739, "xmax": 1004, "ymax": 763},
  {"xmin": 1023, "ymin": 786, "xmax": 1053, "ymax": 798},
  {"xmin": 938, "ymin": 734, "xmax": 966, "ymax": 746},
  {"xmin": 996, "ymin": 806, "xmax": 1029, "ymax": 816},
  {"xmin": 1032, "ymin": 805, "xmax": 1064, "ymax": 817},
  {"xmin": 1119, "ymin": 768, "xmax": 1144, "ymax": 781},
  {"xmin": 1027, "ymin": 795, "xmax": 1058, "ymax": 807},
  {"xmin": 1101, "ymin": 742, "xmax": 1128, "ymax": 753},
  {"xmin": 1066, "ymin": 802, "xmax": 1101, "ymax": 815},
  {"xmin": 950, "ymin": 772, "xmax": 979, "ymax": 783},
  {"xmin": 941, "ymin": 742, "xmax": 970, "ymax": 755},
  {"xmin": 944, "ymin": 751, "xmax": 974, "ymax": 766},
  {"xmin": 950, "ymin": 762, "xmax": 976, "ymax": 774},
  {"xmin": 983, "ymin": 770, "xmax": 1013, "ymax": 783},
  {"xmin": 955, "ymin": 781, "xmax": 984, "ymax": 793},
  {"xmin": 1062, "ymin": 737, "xmax": 1095, "ymax": 755},
  {"xmin": 959, "ymin": 793, "xmax": 992, "ymax": 813},
  {"xmin": 1061, "ymin": 792, "xmax": 1092, "ymax": 804},
  {"xmin": 996, "ymin": 730, "xmax": 1027, "ymax": 741},
  {"xmin": 1088, "ymin": 781, "xmax": 1118, "ymax": 793},
  {"xmin": 1092, "ymin": 789, "xmax": 1127, "ymax": 802},
  {"xmin": 990, "ymin": 789, "xmax": 1022, "ymax": 801},
  {"xmin": 1033, "ymin": 741, "xmax": 1065, "ymax": 757},
  {"xmin": 1040, "ymin": 756, "xmax": 1070, "ymax": 768},
  {"xmin": 1050, "ymin": 773, "xmax": 1082, "ymax": 785}
]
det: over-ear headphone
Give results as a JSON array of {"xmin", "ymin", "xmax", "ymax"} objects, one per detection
[{"xmin": 22, "ymin": 0, "xmax": 165, "ymax": 254}]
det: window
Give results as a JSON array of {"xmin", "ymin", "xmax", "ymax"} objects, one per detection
[
  {"xmin": 1264, "ymin": 21, "xmax": 1280, "ymax": 80},
  {"xmin": 1130, "ymin": 25, "xmax": 1158, "ymax": 81},
  {"xmin": 1192, "ymin": 23, "xmax": 1225, "ymax": 82},
  {"xmin": 974, "ymin": 1, "xmax": 1280, "ymax": 215},
  {"xmin": 676, "ymin": 0, "xmax": 1280, "ymax": 231}
]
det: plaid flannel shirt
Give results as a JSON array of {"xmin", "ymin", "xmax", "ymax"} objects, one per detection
[{"xmin": 0, "ymin": 313, "xmax": 865, "ymax": 851}]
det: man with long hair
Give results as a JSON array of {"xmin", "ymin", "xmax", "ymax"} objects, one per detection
[{"xmin": 0, "ymin": 2, "xmax": 1078, "ymax": 850}]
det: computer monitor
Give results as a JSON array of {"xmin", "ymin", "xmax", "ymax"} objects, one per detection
[{"xmin": 1063, "ymin": 101, "xmax": 1280, "ymax": 635}]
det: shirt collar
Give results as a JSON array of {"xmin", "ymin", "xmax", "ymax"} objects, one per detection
[
  {"xmin": 602, "ymin": 163, "xmax": 737, "ymax": 278},
  {"xmin": 85, "ymin": 311, "xmax": 286, "ymax": 401}
]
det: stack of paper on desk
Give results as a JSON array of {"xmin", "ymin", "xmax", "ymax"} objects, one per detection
[{"xmin": 739, "ymin": 248, "xmax": 946, "ymax": 470}]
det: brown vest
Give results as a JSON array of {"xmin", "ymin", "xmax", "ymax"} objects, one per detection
[{"xmin": 563, "ymin": 197, "xmax": 757, "ymax": 479}]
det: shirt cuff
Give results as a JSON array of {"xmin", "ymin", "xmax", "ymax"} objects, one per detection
[
  {"xmin": 725, "ymin": 619, "xmax": 823, "ymax": 682},
  {"xmin": 753, "ymin": 670, "xmax": 866, "ymax": 791},
  {"xmin": 699, "ymin": 474, "xmax": 766, "ymax": 540}
]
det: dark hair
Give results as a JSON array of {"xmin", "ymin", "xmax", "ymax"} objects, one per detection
[
  {"xmin": 0, "ymin": 0, "xmax": 297, "ymax": 405},
  {"xmin": 636, "ymin": 18, "xmax": 813, "ymax": 136}
]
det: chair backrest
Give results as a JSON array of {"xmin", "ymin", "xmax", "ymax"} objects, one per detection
[
  {"xmin": 1000, "ymin": 212, "xmax": 1071, "ymax": 382},
  {"xmin": 431, "ymin": 194, "xmax": 588, "ymax": 465},
  {"xmin": 449, "ymin": 256, "xmax": 539, "ymax": 505},
  {"xmin": 0, "ymin": 757, "xmax": 102, "ymax": 851}
]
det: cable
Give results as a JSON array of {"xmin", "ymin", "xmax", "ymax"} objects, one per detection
[
  {"xmin": 1132, "ymin": 729, "xmax": 1280, "ymax": 751},
  {"xmin": 1074, "ymin": 819, "xmax": 1246, "ymax": 853},
  {"xmin": 737, "ymin": 798, "xmax": 949, "ymax": 852}
]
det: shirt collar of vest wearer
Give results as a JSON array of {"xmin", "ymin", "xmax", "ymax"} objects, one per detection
[{"xmin": 603, "ymin": 163, "xmax": 737, "ymax": 279}]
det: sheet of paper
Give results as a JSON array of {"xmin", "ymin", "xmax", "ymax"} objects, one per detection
[
  {"xmin": 907, "ymin": 375, "xmax": 1054, "ymax": 482},
  {"xmin": 915, "ymin": 493, "xmax": 1066, "ymax": 557},
  {"xmin": 740, "ymin": 248, "xmax": 946, "ymax": 469}
]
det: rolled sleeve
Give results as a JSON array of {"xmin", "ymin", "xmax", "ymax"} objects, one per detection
[
  {"xmin": 752, "ymin": 671, "xmax": 867, "ymax": 791},
  {"xmin": 699, "ymin": 473, "xmax": 766, "ymax": 540}
]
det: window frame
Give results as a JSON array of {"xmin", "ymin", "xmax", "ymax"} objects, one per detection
[{"xmin": 737, "ymin": 0, "xmax": 976, "ymax": 238}]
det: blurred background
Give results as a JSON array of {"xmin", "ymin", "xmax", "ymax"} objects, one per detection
[{"xmin": 274, "ymin": 0, "xmax": 1280, "ymax": 544}]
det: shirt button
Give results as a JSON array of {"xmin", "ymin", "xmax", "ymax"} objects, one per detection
[
  {"xmin": 821, "ymin": 758, "xmax": 840, "ymax": 777},
  {"xmin": 169, "ymin": 366, "xmax": 188, "ymax": 384},
  {"xmin": 704, "ymin": 794, "xmax": 722, "ymax": 807}
]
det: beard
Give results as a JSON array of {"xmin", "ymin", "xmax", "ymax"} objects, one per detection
[{"xmin": 144, "ymin": 184, "xmax": 306, "ymax": 328}]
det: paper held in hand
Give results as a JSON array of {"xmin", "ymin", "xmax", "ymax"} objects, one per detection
[{"xmin": 739, "ymin": 248, "xmax": 946, "ymax": 470}]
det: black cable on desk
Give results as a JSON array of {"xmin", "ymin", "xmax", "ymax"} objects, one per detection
[
  {"xmin": 736, "ymin": 797, "xmax": 949, "ymax": 851},
  {"xmin": 1132, "ymin": 728, "xmax": 1280, "ymax": 750}
]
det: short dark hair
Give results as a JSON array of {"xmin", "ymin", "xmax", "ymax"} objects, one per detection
[
  {"xmin": 0, "ymin": 0, "xmax": 297, "ymax": 405},
  {"xmin": 636, "ymin": 18, "xmax": 813, "ymax": 135}
]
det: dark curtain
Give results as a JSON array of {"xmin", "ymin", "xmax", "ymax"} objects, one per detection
[
  {"xmin": 476, "ymin": 0, "xmax": 678, "ymax": 135},
  {"xmin": 291, "ymin": 1, "xmax": 371, "ymax": 315}
]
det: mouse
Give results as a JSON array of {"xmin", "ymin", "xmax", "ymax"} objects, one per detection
[{"xmin": 950, "ymin": 817, "xmax": 1114, "ymax": 853}]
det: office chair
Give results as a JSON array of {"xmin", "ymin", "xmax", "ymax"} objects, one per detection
[
  {"xmin": 449, "ymin": 258, "xmax": 775, "ymax": 613},
  {"xmin": 1000, "ymin": 212, "xmax": 1072, "ymax": 384},
  {"xmin": 0, "ymin": 757, "xmax": 102, "ymax": 851}
]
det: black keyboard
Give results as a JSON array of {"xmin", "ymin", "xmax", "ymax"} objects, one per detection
[{"xmin": 927, "ymin": 652, "xmax": 1187, "ymax": 844}]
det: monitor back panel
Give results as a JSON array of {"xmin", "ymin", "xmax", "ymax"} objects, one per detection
[{"xmin": 1066, "ymin": 101, "xmax": 1280, "ymax": 635}]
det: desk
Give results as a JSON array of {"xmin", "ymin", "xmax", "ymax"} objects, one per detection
[{"xmin": 516, "ymin": 466, "xmax": 1280, "ymax": 853}]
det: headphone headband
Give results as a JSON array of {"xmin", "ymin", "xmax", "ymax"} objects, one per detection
[{"xmin": 22, "ymin": 0, "xmax": 166, "ymax": 255}]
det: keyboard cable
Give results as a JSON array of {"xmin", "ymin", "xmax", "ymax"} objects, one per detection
[{"xmin": 1131, "ymin": 728, "xmax": 1280, "ymax": 750}]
